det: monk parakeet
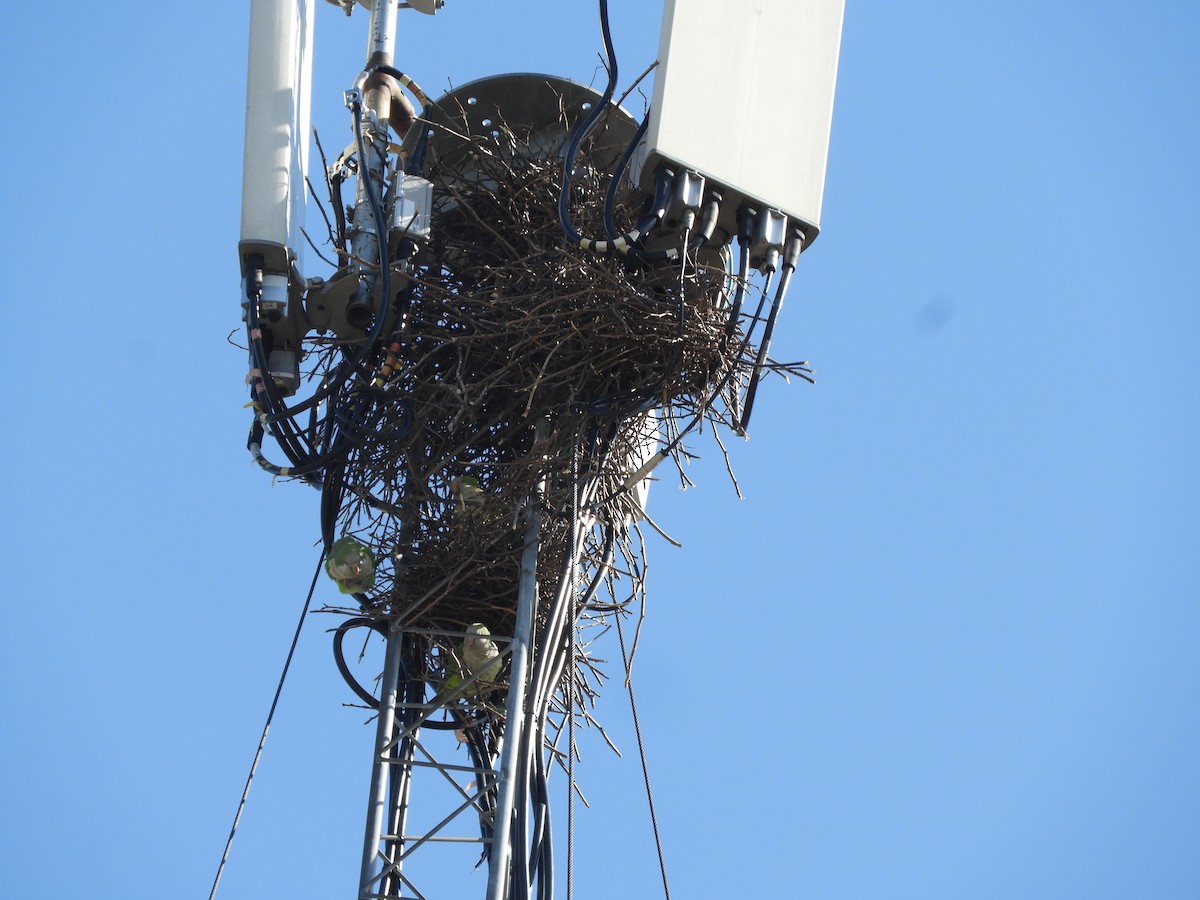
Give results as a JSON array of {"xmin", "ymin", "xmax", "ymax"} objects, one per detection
[
  {"xmin": 435, "ymin": 623, "xmax": 502, "ymax": 704},
  {"xmin": 462, "ymin": 623, "xmax": 502, "ymax": 686},
  {"xmin": 436, "ymin": 664, "xmax": 466, "ymax": 703},
  {"xmin": 325, "ymin": 536, "xmax": 376, "ymax": 594},
  {"xmin": 450, "ymin": 475, "xmax": 484, "ymax": 515}
]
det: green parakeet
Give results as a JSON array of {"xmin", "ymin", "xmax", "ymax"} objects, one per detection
[
  {"xmin": 450, "ymin": 475, "xmax": 484, "ymax": 515},
  {"xmin": 437, "ymin": 666, "xmax": 465, "ymax": 703},
  {"xmin": 462, "ymin": 623, "xmax": 502, "ymax": 685},
  {"xmin": 435, "ymin": 623, "xmax": 502, "ymax": 704},
  {"xmin": 325, "ymin": 536, "xmax": 376, "ymax": 594}
]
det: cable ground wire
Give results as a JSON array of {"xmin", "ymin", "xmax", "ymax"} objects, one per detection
[
  {"xmin": 207, "ymin": 552, "xmax": 326, "ymax": 900},
  {"xmin": 616, "ymin": 613, "xmax": 673, "ymax": 900}
]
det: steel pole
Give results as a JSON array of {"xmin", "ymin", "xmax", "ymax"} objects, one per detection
[
  {"xmin": 353, "ymin": 8, "xmax": 403, "ymax": 893},
  {"xmin": 380, "ymin": 641, "xmax": 419, "ymax": 898},
  {"xmin": 348, "ymin": 0, "xmax": 399, "ymax": 324},
  {"xmin": 358, "ymin": 622, "xmax": 406, "ymax": 897},
  {"xmin": 485, "ymin": 472, "xmax": 545, "ymax": 899}
]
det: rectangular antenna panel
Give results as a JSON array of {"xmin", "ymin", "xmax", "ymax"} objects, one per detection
[
  {"xmin": 638, "ymin": 0, "xmax": 844, "ymax": 246},
  {"xmin": 240, "ymin": 0, "xmax": 314, "ymax": 274}
]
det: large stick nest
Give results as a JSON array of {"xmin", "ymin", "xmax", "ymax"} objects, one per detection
[{"xmin": 307, "ymin": 104, "xmax": 810, "ymax": 695}]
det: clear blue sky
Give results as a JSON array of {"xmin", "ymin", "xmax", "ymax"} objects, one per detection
[{"xmin": 1, "ymin": 2, "xmax": 1197, "ymax": 898}]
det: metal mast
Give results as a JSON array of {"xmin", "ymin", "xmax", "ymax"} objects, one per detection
[
  {"xmin": 356, "ymin": 455, "xmax": 546, "ymax": 900},
  {"xmin": 233, "ymin": 2, "xmax": 844, "ymax": 898}
]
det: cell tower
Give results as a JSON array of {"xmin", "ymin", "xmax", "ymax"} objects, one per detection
[{"xmin": 226, "ymin": 1, "xmax": 842, "ymax": 897}]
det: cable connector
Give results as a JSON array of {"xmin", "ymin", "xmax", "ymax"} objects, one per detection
[
  {"xmin": 736, "ymin": 203, "xmax": 757, "ymax": 248},
  {"xmin": 244, "ymin": 273, "xmax": 288, "ymax": 321},
  {"xmin": 646, "ymin": 163, "xmax": 675, "ymax": 225},
  {"xmin": 750, "ymin": 208, "xmax": 788, "ymax": 274},
  {"xmin": 782, "ymin": 227, "xmax": 806, "ymax": 272},
  {"xmin": 243, "ymin": 254, "xmax": 265, "ymax": 301},
  {"xmin": 664, "ymin": 169, "xmax": 705, "ymax": 234},
  {"xmin": 267, "ymin": 350, "xmax": 300, "ymax": 394},
  {"xmin": 694, "ymin": 188, "xmax": 723, "ymax": 247}
]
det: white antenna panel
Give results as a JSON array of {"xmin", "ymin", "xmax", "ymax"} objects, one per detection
[
  {"xmin": 239, "ymin": 0, "xmax": 315, "ymax": 274},
  {"xmin": 638, "ymin": 0, "xmax": 844, "ymax": 246}
]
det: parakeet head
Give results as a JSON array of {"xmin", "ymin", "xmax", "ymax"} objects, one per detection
[
  {"xmin": 325, "ymin": 536, "xmax": 376, "ymax": 594},
  {"xmin": 461, "ymin": 623, "xmax": 502, "ymax": 685},
  {"xmin": 451, "ymin": 475, "xmax": 483, "ymax": 496},
  {"xmin": 464, "ymin": 622, "xmax": 491, "ymax": 650}
]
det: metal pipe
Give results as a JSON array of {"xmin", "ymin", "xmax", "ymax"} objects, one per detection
[
  {"xmin": 362, "ymin": 0, "xmax": 400, "ymax": 109},
  {"xmin": 348, "ymin": 0, "xmax": 399, "ymax": 328},
  {"xmin": 358, "ymin": 621, "xmax": 406, "ymax": 898},
  {"xmin": 381, "ymin": 648, "xmax": 420, "ymax": 897},
  {"xmin": 486, "ymin": 448, "xmax": 546, "ymax": 900}
]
